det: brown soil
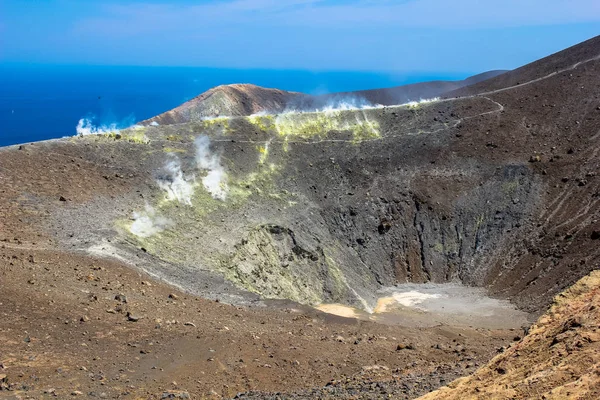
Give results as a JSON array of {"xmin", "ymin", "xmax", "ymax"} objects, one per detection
[{"xmin": 0, "ymin": 245, "xmax": 514, "ymax": 399}]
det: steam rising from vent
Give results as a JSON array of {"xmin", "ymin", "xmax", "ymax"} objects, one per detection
[
  {"xmin": 276, "ymin": 95, "xmax": 442, "ymax": 116},
  {"xmin": 75, "ymin": 114, "xmax": 138, "ymax": 136},
  {"xmin": 195, "ymin": 136, "xmax": 228, "ymax": 200},
  {"xmin": 404, "ymin": 97, "xmax": 440, "ymax": 107},
  {"xmin": 319, "ymin": 96, "xmax": 383, "ymax": 113},
  {"xmin": 283, "ymin": 95, "xmax": 383, "ymax": 115},
  {"xmin": 130, "ymin": 203, "xmax": 171, "ymax": 238},
  {"xmin": 76, "ymin": 118, "xmax": 120, "ymax": 136},
  {"xmin": 154, "ymin": 136, "xmax": 227, "ymax": 204},
  {"xmin": 157, "ymin": 158, "xmax": 196, "ymax": 205}
]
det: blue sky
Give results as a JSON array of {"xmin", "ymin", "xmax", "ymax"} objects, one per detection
[{"xmin": 1, "ymin": 0, "xmax": 599, "ymax": 72}]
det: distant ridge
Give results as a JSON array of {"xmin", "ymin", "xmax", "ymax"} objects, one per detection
[
  {"xmin": 142, "ymin": 84, "xmax": 306, "ymax": 126},
  {"xmin": 141, "ymin": 70, "xmax": 508, "ymax": 125}
]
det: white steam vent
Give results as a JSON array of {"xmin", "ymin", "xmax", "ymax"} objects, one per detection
[
  {"xmin": 130, "ymin": 203, "xmax": 172, "ymax": 238},
  {"xmin": 154, "ymin": 136, "xmax": 228, "ymax": 204},
  {"xmin": 75, "ymin": 114, "xmax": 139, "ymax": 136},
  {"xmin": 286, "ymin": 95, "xmax": 382, "ymax": 114},
  {"xmin": 195, "ymin": 135, "xmax": 228, "ymax": 200},
  {"xmin": 319, "ymin": 96, "xmax": 383, "ymax": 113},
  {"xmin": 157, "ymin": 158, "xmax": 196, "ymax": 205},
  {"xmin": 76, "ymin": 118, "xmax": 120, "ymax": 136},
  {"xmin": 403, "ymin": 97, "xmax": 440, "ymax": 108}
]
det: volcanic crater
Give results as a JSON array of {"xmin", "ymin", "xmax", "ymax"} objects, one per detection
[{"xmin": 1, "ymin": 36, "xmax": 599, "ymax": 399}]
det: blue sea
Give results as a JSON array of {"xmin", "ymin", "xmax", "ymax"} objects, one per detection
[{"xmin": 0, "ymin": 64, "xmax": 468, "ymax": 147}]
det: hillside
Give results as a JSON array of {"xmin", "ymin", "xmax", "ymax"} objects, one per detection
[
  {"xmin": 445, "ymin": 35, "xmax": 600, "ymax": 97},
  {"xmin": 142, "ymin": 83, "xmax": 306, "ymax": 125}
]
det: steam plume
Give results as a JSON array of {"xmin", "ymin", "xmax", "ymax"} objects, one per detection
[
  {"xmin": 195, "ymin": 136, "xmax": 228, "ymax": 200},
  {"xmin": 282, "ymin": 94, "xmax": 383, "ymax": 115},
  {"xmin": 130, "ymin": 203, "xmax": 172, "ymax": 238},
  {"xmin": 75, "ymin": 114, "xmax": 138, "ymax": 136},
  {"xmin": 76, "ymin": 118, "xmax": 120, "ymax": 136},
  {"xmin": 404, "ymin": 97, "xmax": 440, "ymax": 107},
  {"xmin": 154, "ymin": 136, "xmax": 227, "ymax": 204},
  {"xmin": 157, "ymin": 158, "xmax": 196, "ymax": 205}
]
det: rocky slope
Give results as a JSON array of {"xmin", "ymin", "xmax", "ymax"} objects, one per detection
[
  {"xmin": 419, "ymin": 270, "xmax": 600, "ymax": 400},
  {"xmin": 446, "ymin": 35, "xmax": 600, "ymax": 98}
]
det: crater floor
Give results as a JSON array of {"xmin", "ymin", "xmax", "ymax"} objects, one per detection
[{"xmin": 318, "ymin": 283, "xmax": 531, "ymax": 329}]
